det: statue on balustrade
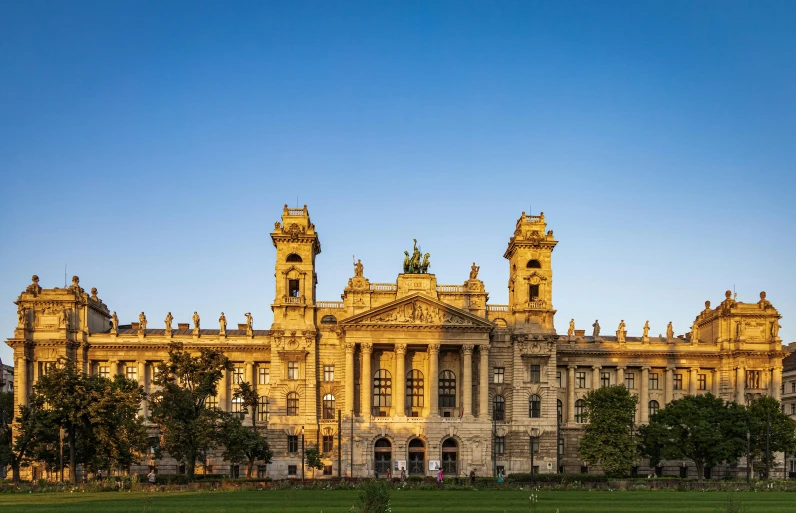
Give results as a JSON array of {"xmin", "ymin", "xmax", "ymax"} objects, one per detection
[
  {"xmin": 139, "ymin": 312, "xmax": 147, "ymax": 331},
  {"xmin": 568, "ymin": 319, "xmax": 575, "ymax": 339},
  {"xmin": 165, "ymin": 312, "xmax": 173, "ymax": 331},
  {"xmin": 193, "ymin": 311, "xmax": 201, "ymax": 330},
  {"xmin": 642, "ymin": 320, "xmax": 650, "ymax": 338},
  {"xmin": 219, "ymin": 312, "xmax": 227, "ymax": 332},
  {"xmin": 111, "ymin": 311, "xmax": 118, "ymax": 332},
  {"xmin": 666, "ymin": 322, "xmax": 674, "ymax": 340},
  {"xmin": 592, "ymin": 319, "xmax": 600, "ymax": 337}
]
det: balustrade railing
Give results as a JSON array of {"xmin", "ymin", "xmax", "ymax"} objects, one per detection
[
  {"xmin": 370, "ymin": 283, "xmax": 398, "ymax": 291},
  {"xmin": 283, "ymin": 296, "xmax": 303, "ymax": 304},
  {"xmin": 487, "ymin": 304, "xmax": 509, "ymax": 312},
  {"xmin": 317, "ymin": 301, "xmax": 345, "ymax": 309},
  {"xmin": 437, "ymin": 285, "xmax": 465, "ymax": 293}
]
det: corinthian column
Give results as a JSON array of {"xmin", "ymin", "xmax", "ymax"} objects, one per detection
[
  {"xmin": 772, "ymin": 365, "xmax": 783, "ymax": 401},
  {"xmin": 736, "ymin": 365, "xmax": 745, "ymax": 403},
  {"xmin": 665, "ymin": 367, "xmax": 674, "ymax": 404},
  {"xmin": 592, "ymin": 365, "xmax": 601, "ymax": 389},
  {"xmin": 394, "ymin": 344, "xmax": 407, "ymax": 416},
  {"xmin": 640, "ymin": 367, "xmax": 650, "ymax": 423},
  {"xmin": 479, "ymin": 346, "xmax": 489, "ymax": 419},
  {"xmin": 17, "ymin": 355, "xmax": 28, "ymax": 408},
  {"xmin": 361, "ymin": 343, "xmax": 373, "ymax": 418},
  {"xmin": 567, "ymin": 365, "xmax": 576, "ymax": 424},
  {"xmin": 689, "ymin": 367, "xmax": 698, "ymax": 395},
  {"xmin": 428, "ymin": 344, "xmax": 440, "ymax": 417},
  {"xmin": 344, "ymin": 343, "xmax": 355, "ymax": 414},
  {"xmin": 462, "ymin": 345, "xmax": 474, "ymax": 418},
  {"xmin": 137, "ymin": 361, "xmax": 146, "ymax": 417}
]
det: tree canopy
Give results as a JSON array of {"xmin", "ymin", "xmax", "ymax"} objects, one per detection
[{"xmin": 577, "ymin": 385, "xmax": 639, "ymax": 477}]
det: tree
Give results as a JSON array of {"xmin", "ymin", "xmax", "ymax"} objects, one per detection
[
  {"xmin": 745, "ymin": 396, "xmax": 796, "ymax": 477},
  {"xmin": 2, "ymin": 392, "xmax": 59, "ymax": 483},
  {"xmin": 640, "ymin": 393, "xmax": 746, "ymax": 483},
  {"xmin": 34, "ymin": 359, "xmax": 148, "ymax": 482},
  {"xmin": 0, "ymin": 391, "xmax": 12, "ymax": 474},
  {"xmin": 149, "ymin": 342, "xmax": 232, "ymax": 477},
  {"xmin": 304, "ymin": 444, "xmax": 323, "ymax": 479},
  {"xmin": 577, "ymin": 385, "xmax": 639, "ymax": 477},
  {"xmin": 218, "ymin": 412, "xmax": 272, "ymax": 478},
  {"xmin": 233, "ymin": 381, "xmax": 260, "ymax": 431}
]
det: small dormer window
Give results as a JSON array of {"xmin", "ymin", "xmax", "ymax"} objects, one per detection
[
  {"xmin": 527, "ymin": 259, "xmax": 541, "ymax": 268},
  {"xmin": 286, "ymin": 253, "xmax": 303, "ymax": 263},
  {"xmin": 288, "ymin": 279, "xmax": 300, "ymax": 297}
]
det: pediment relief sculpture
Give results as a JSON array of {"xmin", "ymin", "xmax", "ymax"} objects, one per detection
[{"xmin": 365, "ymin": 300, "xmax": 474, "ymax": 325}]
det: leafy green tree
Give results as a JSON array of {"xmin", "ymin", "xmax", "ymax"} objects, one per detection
[
  {"xmin": 745, "ymin": 396, "xmax": 796, "ymax": 477},
  {"xmin": 3, "ymin": 392, "xmax": 59, "ymax": 483},
  {"xmin": 149, "ymin": 342, "xmax": 232, "ymax": 477},
  {"xmin": 0, "ymin": 391, "xmax": 12, "ymax": 471},
  {"xmin": 218, "ymin": 411, "xmax": 273, "ymax": 478},
  {"xmin": 33, "ymin": 359, "xmax": 148, "ymax": 482},
  {"xmin": 640, "ymin": 393, "xmax": 746, "ymax": 483},
  {"xmin": 304, "ymin": 444, "xmax": 323, "ymax": 479},
  {"xmin": 233, "ymin": 381, "xmax": 260, "ymax": 430},
  {"xmin": 577, "ymin": 385, "xmax": 639, "ymax": 477}
]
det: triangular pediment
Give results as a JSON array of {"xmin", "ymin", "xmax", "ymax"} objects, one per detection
[{"xmin": 339, "ymin": 293, "xmax": 494, "ymax": 330}]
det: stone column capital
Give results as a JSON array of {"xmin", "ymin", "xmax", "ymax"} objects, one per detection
[
  {"xmin": 616, "ymin": 366, "xmax": 626, "ymax": 371},
  {"xmin": 361, "ymin": 342, "xmax": 373, "ymax": 353},
  {"xmin": 641, "ymin": 366, "xmax": 651, "ymax": 372},
  {"xmin": 567, "ymin": 364, "xmax": 578, "ymax": 370},
  {"xmin": 343, "ymin": 342, "xmax": 356, "ymax": 352},
  {"xmin": 592, "ymin": 365, "xmax": 602, "ymax": 371},
  {"xmin": 461, "ymin": 345, "xmax": 474, "ymax": 356},
  {"xmin": 428, "ymin": 343, "xmax": 440, "ymax": 355},
  {"xmin": 479, "ymin": 345, "xmax": 489, "ymax": 356},
  {"xmin": 395, "ymin": 343, "xmax": 407, "ymax": 355}
]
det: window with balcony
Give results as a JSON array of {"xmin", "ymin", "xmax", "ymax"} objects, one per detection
[
  {"xmin": 373, "ymin": 369, "xmax": 392, "ymax": 416},
  {"xmin": 439, "ymin": 370, "xmax": 456, "ymax": 408},
  {"xmin": 406, "ymin": 369, "xmax": 424, "ymax": 415}
]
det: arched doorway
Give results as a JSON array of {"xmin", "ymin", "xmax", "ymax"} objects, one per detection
[
  {"xmin": 408, "ymin": 438, "xmax": 425, "ymax": 476},
  {"xmin": 374, "ymin": 438, "xmax": 392, "ymax": 476},
  {"xmin": 442, "ymin": 438, "xmax": 458, "ymax": 475}
]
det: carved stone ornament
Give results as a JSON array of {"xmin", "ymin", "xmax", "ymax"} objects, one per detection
[
  {"xmin": 365, "ymin": 300, "xmax": 473, "ymax": 325},
  {"xmin": 26, "ymin": 275, "xmax": 42, "ymax": 296},
  {"xmin": 287, "ymin": 223, "xmax": 303, "ymax": 239},
  {"xmin": 90, "ymin": 287, "xmax": 99, "ymax": 301}
]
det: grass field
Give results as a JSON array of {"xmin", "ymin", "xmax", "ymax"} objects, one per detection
[{"xmin": 0, "ymin": 489, "xmax": 793, "ymax": 513}]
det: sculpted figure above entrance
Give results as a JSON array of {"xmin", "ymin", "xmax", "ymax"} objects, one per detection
[{"xmin": 403, "ymin": 239, "xmax": 430, "ymax": 274}]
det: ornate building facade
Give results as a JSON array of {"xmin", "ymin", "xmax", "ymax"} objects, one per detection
[{"xmin": 6, "ymin": 206, "xmax": 787, "ymax": 479}]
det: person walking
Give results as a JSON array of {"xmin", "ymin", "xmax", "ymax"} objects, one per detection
[
  {"xmin": 470, "ymin": 469, "xmax": 476, "ymax": 487},
  {"xmin": 147, "ymin": 469, "xmax": 156, "ymax": 487},
  {"xmin": 497, "ymin": 469, "xmax": 504, "ymax": 484},
  {"xmin": 437, "ymin": 467, "xmax": 444, "ymax": 486},
  {"xmin": 400, "ymin": 468, "xmax": 406, "ymax": 483}
]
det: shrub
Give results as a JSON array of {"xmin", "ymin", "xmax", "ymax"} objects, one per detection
[{"xmin": 357, "ymin": 478, "xmax": 391, "ymax": 513}]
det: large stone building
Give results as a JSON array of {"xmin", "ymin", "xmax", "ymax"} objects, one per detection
[{"xmin": 6, "ymin": 206, "xmax": 787, "ymax": 479}]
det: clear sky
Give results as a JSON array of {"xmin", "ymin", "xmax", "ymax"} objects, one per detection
[{"xmin": 1, "ymin": 1, "xmax": 795, "ymax": 365}]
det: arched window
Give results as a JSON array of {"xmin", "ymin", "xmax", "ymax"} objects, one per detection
[
  {"xmin": 374, "ymin": 438, "xmax": 392, "ymax": 475},
  {"xmin": 408, "ymin": 438, "xmax": 425, "ymax": 475},
  {"xmin": 529, "ymin": 394, "xmax": 541, "ymax": 418},
  {"xmin": 441, "ymin": 438, "xmax": 458, "ymax": 475},
  {"xmin": 557, "ymin": 399, "xmax": 563, "ymax": 424},
  {"xmin": 258, "ymin": 396, "xmax": 269, "ymax": 423},
  {"xmin": 493, "ymin": 395, "xmax": 505, "ymax": 421},
  {"xmin": 322, "ymin": 394, "xmax": 335, "ymax": 419},
  {"xmin": 321, "ymin": 315, "xmax": 337, "ymax": 324},
  {"xmin": 649, "ymin": 400, "xmax": 660, "ymax": 416},
  {"xmin": 527, "ymin": 259, "xmax": 541, "ymax": 268},
  {"xmin": 406, "ymin": 369, "xmax": 424, "ymax": 416},
  {"xmin": 439, "ymin": 370, "xmax": 456, "ymax": 408},
  {"xmin": 373, "ymin": 369, "xmax": 392, "ymax": 416},
  {"xmin": 574, "ymin": 399, "xmax": 586, "ymax": 423},
  {"xmin": 286, "ymin": 253, "xmax": 303, "ymax": 263},
  {"xmin": 286, "ymin": 392, "xmax": 299, "ymax": 416}
]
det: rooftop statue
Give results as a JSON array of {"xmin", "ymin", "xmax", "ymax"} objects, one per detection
[
  {"xmin": 402, "ymin": 239, "xmax": 430, "ymax": 274},
  {"xmin": 666, "ymin": 322, "xmax": 674, "ymax": 340},
  {"xmin": 592, "ymin": 319, "xmax": 600, "ymax": 337},
  {"xmin": 469, "ymin": 262, "xmax": 480, "ymax": 280},
  {"xmin": 354, "ymin": 259, "xmax": 364, "ymax": 277}
]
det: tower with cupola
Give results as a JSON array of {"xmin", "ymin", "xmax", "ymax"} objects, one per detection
[{"xmin": 504, "ymin": 211, "xmax": 558, "ymax": 333}]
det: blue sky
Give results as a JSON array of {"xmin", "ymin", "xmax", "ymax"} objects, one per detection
[{"xmin": 1, "ymin": 1, "xmax": 795, "ymax": 364}]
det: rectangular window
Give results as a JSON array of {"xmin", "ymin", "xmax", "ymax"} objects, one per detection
[
  {"xmin": 556, "ymin": 371, "xmax": 562, "ymax": 388},
  {"xmin": 673, "ymin": 373, "xmax": 683, "ymax": 390},
  {"xmin": 494, "ymin": 367, "xmax": 504, "ymax": 384},
  {"xmin": 98, "ymin": 365, "xmax": 109, "ymax": 379},
  {"xmin": 698, "ymin": 374, "xmax": 707, "ymax": 391},
  {"xmin": 288, "ymin": 465, "xmax": 297, "ymax": 476},
  {"xmin": 746, "ymin": 371, "xmax": 761, "ymax": 389},
  {"xmin": 206, "ymin": 396, "xmax": 218, "ymax": 409},
  {"xmin": 625, "ymin": 372, "xmax": 635, "ymax": 389},
  {"xmin": 529, "ymin": 284, "xmax": 539, "ymax": 299},
  {"xmin": 530, "ymin": 364, "xmax": 541, "ymax": 383},
  {"xmin": 258, "ymin": 365, "xmax": 270, "ymax": 385},
  {"xmin": 791, "ymin": 404, "xmax": 795, "ymax": 415},
  {"xmin": 322, "ymin": 435, "xmax": 334, "ymax": 453},
  {"xmin": 323, "ymin": 465, "xmax": 333, "ymax": 476},
  {"xmin": 558, "ymin": 436, "xmax": 564, "ymax": 456},
  {"xmin": 232, "ymin": 366, "xmax": 244, "ymax": 385},
  {"xmin": 600, "ymin": 372, "xmax": 610, "ymax": 388},
  {"xmin": 576, "ymin": 372, "xmax": 586, "ymax": 389},
  {"xmin": 649, "ymin": 373, "xmax": 659, "ymax": 390},
  {"xmin": 125, "ymin": 366, "xmax": 137, "ymax": 381},
  {"xmin": 258, "ymin": 397, "xmax": 269, "ymax": 422},
  {"xmin": 324, "ymin": 365, "xmax": 335, "ymax": 382},
  {"xmin": 792, "ymin": 382, "xmax": 795, "ymax": 393},
  {"xmin": 288, "ymin": 361, "xmax": 299, "ymax": 380},
  {"xmin": 530, "ymin": 436, "xmax": 539, "ymax": 454},
  {"xmin": 581, "ymin": 466, "xmax": 589, "ymax": 474},
  {"xmin": 495, "ymin": 436, "xmax": 505, "ymax": 455},
  {"xmin": 232, "ymin": 398, "xmax": 244, "ymax": 418},
  {"xmin": 287, "ymin": 435, "xmax": 299, "ymax": 454},
  {"xmin": 42, "ymin": 362, "xmax": 56, "ymax": 375},
  {"xmin": 288, "ymin": 279, "xmax": 300, "ymax": 297}
]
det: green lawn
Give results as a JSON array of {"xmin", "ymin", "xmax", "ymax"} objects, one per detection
[{"xmin": 0, "ymin": 489, "xmax": 792, "ymax": 513}]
